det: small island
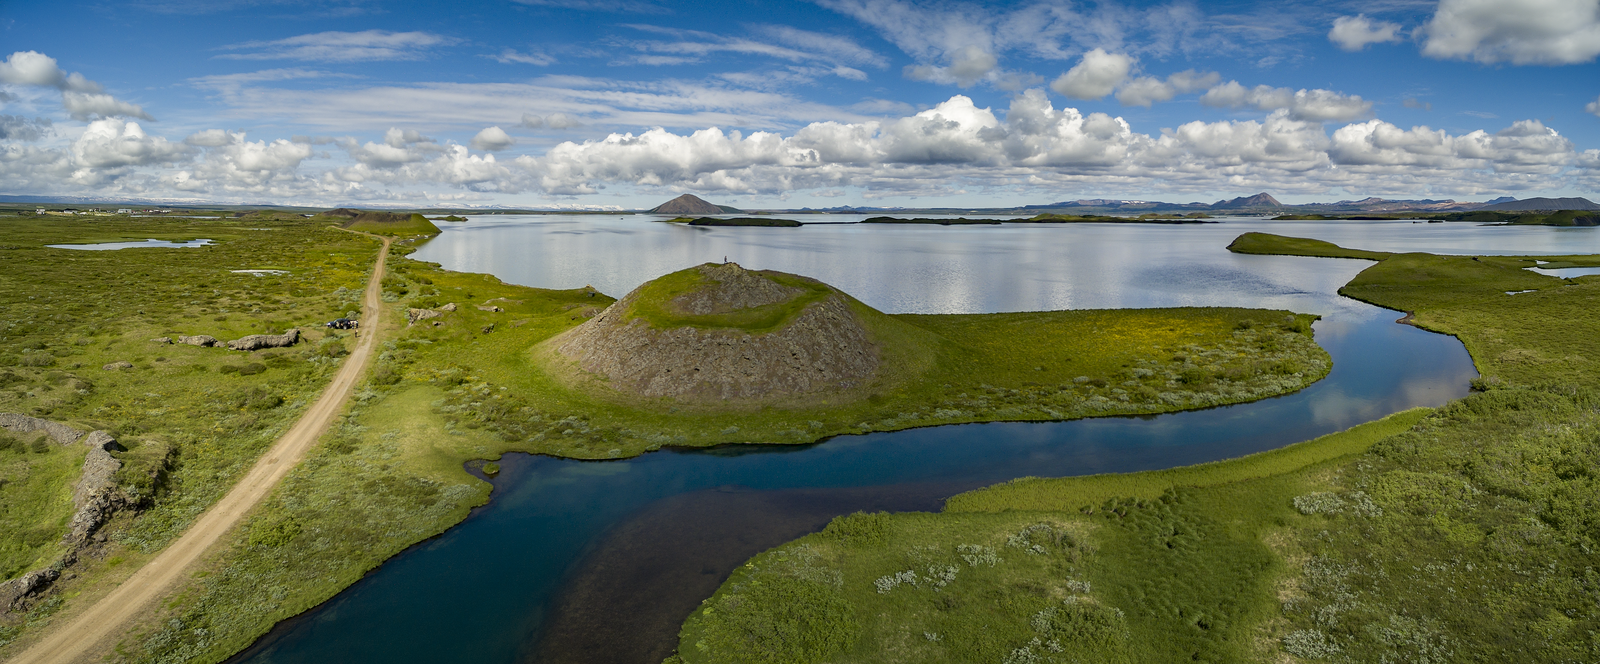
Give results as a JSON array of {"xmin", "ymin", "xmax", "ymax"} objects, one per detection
[{"xmin": 659, "ymin": 217, "xmax": 802, "ymax": 227}]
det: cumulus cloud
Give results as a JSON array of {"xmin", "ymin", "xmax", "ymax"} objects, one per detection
[
  {"xmin": 218, "ymin": 30, "xmax": 456, "ymax": 62},
  {"xmin": 1201, "ymin": 81, "xmax": 1373, "ymax": 122},
  {"xmin": 0, "ymin": 51, "xmax": 101, "ymax": 92},
  {"xmin": 1051, "ymin": 49, "xmax": 1134, "ymax": 100},
  {"xmin": 471, "ymin": 126, "xmax": 516, "ymax": 151},
  {"xmin": 1421, "ymin": 0, "xmax": 1600, "ymax": 64},
  {"xmin": 1115, "ymin": 69, "xmax": 1220, "ymax": 107},
  {"xmin": 0, "ymin": 50, "xmax": 152, "ymax": 122},
  {"xmin": 5, "ymin": 88, "xmax": 1591, "ymax": 204},
  {"xmin": 1329, "ymin": 15, "xmax": 1405, "ymax": 51},
  {"xmin": 1586, "ymin": 95, "xmax": 1600, "ymax": 117},
  {"xmin": 72, "ymin": 119, "xmax": 192, "ymax": 169},
  {"xmin": 0, "ymin": 115, "xmax": 51, "ymax": 141}
]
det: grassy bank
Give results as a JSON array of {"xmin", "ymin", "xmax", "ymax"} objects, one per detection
[
  {"xmin": 0, "ymin": 216, "xmax": 378, "ymax": 654},
  {"xmin": 668, "ymin": 232, "xmax": 1600, "ymax": 663}
]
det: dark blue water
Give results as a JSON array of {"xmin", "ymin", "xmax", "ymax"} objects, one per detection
[{"xmin": 231, "ymin": 217, "xmax": 1518, "ymax": 664}]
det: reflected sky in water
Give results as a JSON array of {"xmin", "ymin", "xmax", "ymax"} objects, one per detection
[{"xmin": 413, "ymin": 216, "xmax": 1600, "ymax": 320}]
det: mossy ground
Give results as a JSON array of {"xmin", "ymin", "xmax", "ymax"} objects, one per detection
[
  {"xmin": 669, "ymin": 232, "xmax": 1600, "ymax": 664},
  {"xmin": 0, "ymin": 215, "xmax": 376, "ymax": 654}
]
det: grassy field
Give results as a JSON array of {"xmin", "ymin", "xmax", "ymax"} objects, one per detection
[
  {"xmin": 53, "ymin": 229, "xmax": 1338, "ymax": 663},
  {"xmin": 0, "ymin": 215, "xmax": 378, "ymax": 654},
  {"xmin": 667, "ymin": 232, "xmax": 1600, "ymax": 664}
]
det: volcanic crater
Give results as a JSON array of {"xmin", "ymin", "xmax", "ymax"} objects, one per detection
[{"xmin": 551, "ymin": 262, "xmax": 880, "ymax": 402}]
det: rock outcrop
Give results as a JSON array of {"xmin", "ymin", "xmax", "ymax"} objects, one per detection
[
  {"xmin": 63, "ymin": 431, "xmax": 127, "ymax": 548},
  {"xmin": 0, "ymin": 412, "xmax": 84, "ymax": 445},
  {"xmin": 0, "ymin": 418, "xmax": 135, "ymax": 614},
  {"xmin": 408, "ymin": 308, "xmax": 441, "ymax": 324},
  {"xmin": 227, "ymin": 329, "xmax": 299, "ymax": 351},
  {"xmin": 103, "ymin": 361, "xmax": 133, "ymax": 371},
  {"xmin": 0, "ymin": 568, "xmax": 59, "ymax": 613},
  {"xmin": 178, "ymin": 334, "xmax": 218, "ymax": 347},
  {"xmin": 556, "ymin": 263, "xmax": 879, "ymax": 401}
]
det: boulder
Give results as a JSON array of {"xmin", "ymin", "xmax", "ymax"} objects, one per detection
[
  {"xmin": 227, "ymin": 328, "xmax": 300, "ymax": 351},
  {"xmin": 178, "ymin": 335, "xmax": 218, "ymax": 347},
  {"xmin": 151, "ymin": 337, "xmax": 173, "ymax": 344},
  {"xmin": 103, "ymin": 361, "xmax": 133, "ymax": 371},
  {"xmin": 0, "ymin": 412, "xmax": 84, "ymax": 445},
  {"xmin": 477, "ymin": 305, "xmax": 503, "ymax": 313},
  {"xmin": 407, "ymin": 308, "xmax": 441, "ymax": 324},
  {"xmin": 439, "ymin": 302, "xmax": 458, "ymax": 312}
]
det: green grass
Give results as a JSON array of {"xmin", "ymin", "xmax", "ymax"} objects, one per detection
[
  {"xmin": 619, "ymin": 266, "xmax": 836, "ymax": 333},
  {"xmin": 1227, "ymin": 232, "xmax": 1393, "ymax": 260},
  {"xmin": 0, "ymin": 432, "xmax": 86, "ymax": 581},
  {"xmin": 0, "ymin": 215, "xmax": 378, "ymax": 655},
  {"xmin": 342, "ymin": 213, "xmax": 441, "ymax": 236},
  {"xmin": 670, "ymin": 232, "xmax": 1600, "ymax": 664}
]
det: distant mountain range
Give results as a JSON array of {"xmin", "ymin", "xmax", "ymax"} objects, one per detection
[{"xmin": 5, "ymin": 192, "xmax": 1597, "ymax": 216}]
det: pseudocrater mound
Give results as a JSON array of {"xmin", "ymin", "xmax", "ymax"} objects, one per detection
[{"xmin": 551, "ymin": 262, "xmax": 879, "ymax": 402}]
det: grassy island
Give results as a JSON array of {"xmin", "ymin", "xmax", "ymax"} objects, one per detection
[
  {"xmin": 663, "ymin": 232, "xmax": 1600, "ymax": 664},
  {"xmin": 659, "ymin": 217, "xmax": 803, "ymax": 227}
]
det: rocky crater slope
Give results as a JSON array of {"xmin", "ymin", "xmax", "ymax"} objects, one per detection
[{"xmin": 554, "ymin": 263, "xmax": 879, "ymax": 401}]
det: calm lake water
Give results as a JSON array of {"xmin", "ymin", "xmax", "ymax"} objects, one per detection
[{"xmin": 234, "ymin": 216, "xmax": 1596, "ymax": 664}]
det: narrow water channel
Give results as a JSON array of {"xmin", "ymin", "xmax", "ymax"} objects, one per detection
[{"xmin": 228, "ymin": 217, "xmax": 1527, "ymax": 664}]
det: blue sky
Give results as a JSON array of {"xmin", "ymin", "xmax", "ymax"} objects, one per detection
[{"xmin": 1, "ymin": 0, "xmax": 1598, "ymax": 208}]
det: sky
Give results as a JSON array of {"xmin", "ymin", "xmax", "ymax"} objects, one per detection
[{"xmin": 1, "ymin": 0, "xmax": 1598, "ymax": 209}]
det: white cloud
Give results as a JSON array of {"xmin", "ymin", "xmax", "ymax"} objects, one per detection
[
  {"xmin": 1050, "ymin": 49, "xmax": 1133, "ymax": 100},
  {"xmin": 218, "ymin": 30, "xmax": 456, "ymax": 62},
  {"xmin": 754, "ymin": 25, "xmax": 888, "ymax": 68},
  {"xmin": 521, "ymin": 112, "xmax": 584, "ymax": 129},
  {"xmin": 905, "ymin": 45, "xmax": 1000, "ymax": 88},
  {"xmin": 0, "ymin": 51, "xmax": 101, "ymax": 92},
  {"xmin": 62, "ymin": 91, "xmax": 154, "ymax": 121},
  {"xmin": 1114, "ymin": 69, "xmax": 1220, "ymax": 107},
  {"xmin": 0, "ymin": 115, "xmax": 51, "ymax": 141},
  {"xmin": 1421, "ymin": 0, "xmax": 1600, "ymax": 64},
  {"xmin": 71, "ymin": 119, "xmax": 192, "ymax": 169},
  {"xmin": 0, "ymin": 50, "xmax": 152, "ymax": 122},
  {"xmin": 492, "ymin": 49, "xmax": 555, "ymax": 66},
  {"xmin": 1587, "ymin": 95, "xmax": 1600, "ymax": 117},
  {"xmin": 1201, "ymin": 81, "xmax": 1372, "ymax": 122},
  {"xmin": 184, "ymin": 128, "xmax": 235, "ymax": 147},
  {"xmin": 1329, "ymin": 15, "xmax": 1405, "ymax": 51},
  {"xmin": 1331, "ymin": 119, "xmax": 1574, "ymax": 173},
  {"xmin": 471, "ymin": 126, "xmax": 516, "ymax": 151}
]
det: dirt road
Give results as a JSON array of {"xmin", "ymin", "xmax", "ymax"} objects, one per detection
[{"xmin": 11, "ymin": 234, "xmax": 392, "ymax": 664}]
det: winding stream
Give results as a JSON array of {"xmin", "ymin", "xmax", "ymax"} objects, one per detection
[{"xmin": 233, "ymin": 217, "xmax": 1599, "ymax": 663}]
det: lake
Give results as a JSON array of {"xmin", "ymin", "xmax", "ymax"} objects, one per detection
[{"xmin": 232, "ymin": 216, "xmax": 1595, "ymax": 664}]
